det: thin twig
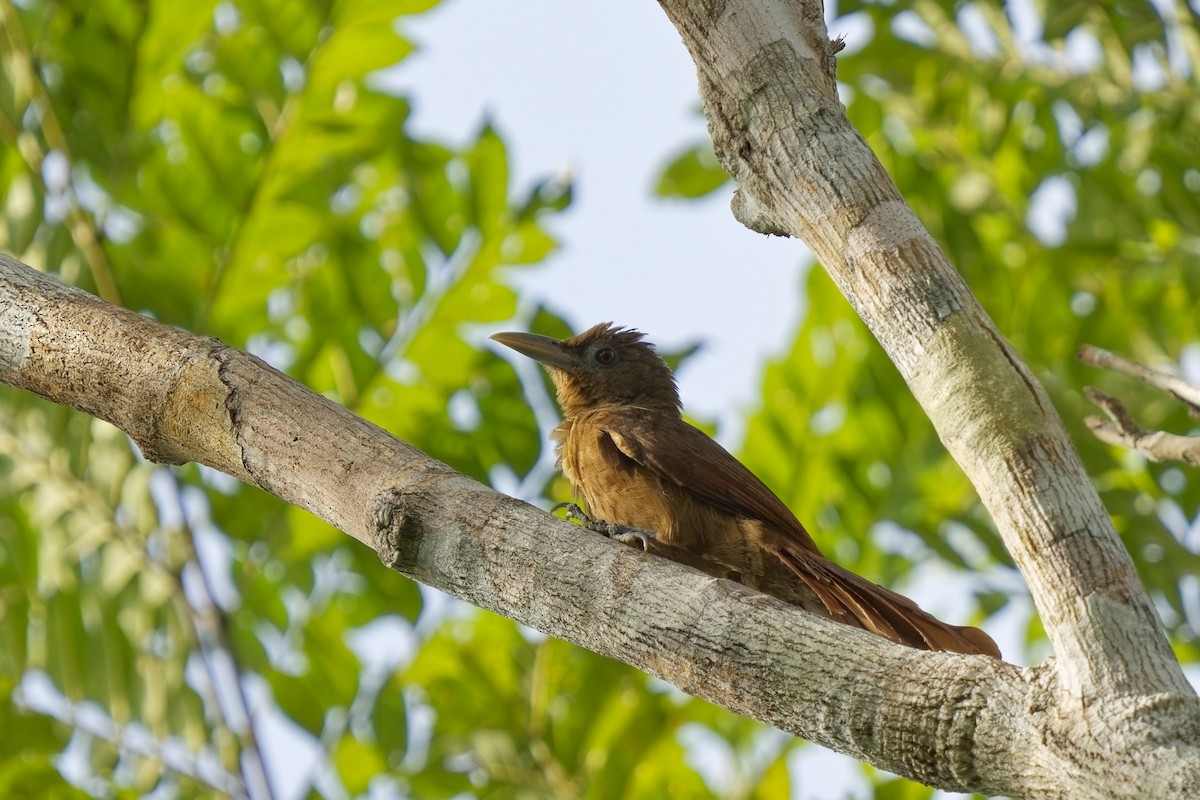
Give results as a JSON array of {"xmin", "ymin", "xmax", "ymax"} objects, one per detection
[
  {"xmin": 1077, "ymin": 344, "xmax": 1200, "ymax": 416},
  {"xmin": 167, "ymin": 470, "xmax": 278, "ymax": 800},
  {"xmin": 1078, "ymin": 347, "xmax": 1200, "ymax": 465}
]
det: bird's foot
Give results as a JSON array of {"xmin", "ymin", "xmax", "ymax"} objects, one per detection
[
  {"xmin": 552, "ymin": 503, "xmax": 657, "ymax": 552},
  {"xmin": 609, "ymin": 529, "xmax": 656, "ymax": 551}
]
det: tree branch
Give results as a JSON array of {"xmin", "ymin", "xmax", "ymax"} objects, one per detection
[
  {"xmin": 1079, "ymin": 345, "xmax": 1200, "ymax": 465},
  {"xmin": 656, "ymin": 0, "xmax": 1187, "ymax": 704},
  {"xmin": 1079, "ymin": 344, "xmax": 1200, "ymax": 416},
  {"xmin": 0, "ymin": 253, "xmax": 1033, "ymax": 792}
]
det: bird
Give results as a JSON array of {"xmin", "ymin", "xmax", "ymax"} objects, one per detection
[{"xmin": 491, "ymin": 322, "xmax": 1000, "ymax": 658}]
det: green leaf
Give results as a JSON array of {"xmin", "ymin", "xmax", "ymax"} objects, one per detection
[
  {"xmin": 465, "ymin": 122, "xmax": 510, "ymax": 233},
  {"xmin": 334, "ymin": 735, "xmax": 388, "ymax": 794},
  {"xmin": 654, "ymin": 140, "xmax": 729, "ymax": 198},
  {"xmin": 312, "ymin": 27, "xmax": 414, "ymax": 89}
]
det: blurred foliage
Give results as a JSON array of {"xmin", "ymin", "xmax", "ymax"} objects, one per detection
[{"xmin": 0, "ymin": 1, "xmax": 1197, "ymax": 800}]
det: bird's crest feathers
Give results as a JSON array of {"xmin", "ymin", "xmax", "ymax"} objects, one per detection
[{"xmin": 564, "ymin": 322, "xmax": 649, "ymax": 352}]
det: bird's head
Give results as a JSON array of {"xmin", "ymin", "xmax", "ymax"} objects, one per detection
[{"xmin": 491, "ymin": 322, "xmax": 681, "ymax": 418}]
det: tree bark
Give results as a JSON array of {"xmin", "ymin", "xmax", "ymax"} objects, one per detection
[{"xmin": 2, "ymin": 1, "xmax": 1200, "ymax": 794}]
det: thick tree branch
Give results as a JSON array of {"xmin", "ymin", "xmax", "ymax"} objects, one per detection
[
  {"xmin": 656, "ymin": 0, "xmax": 1187, "ymax": 704},
  {"xmin": 1, "ymin": 253, "xmax": 1036, "ymax": 793},
  {"xmin": 15, "ymin": 252, "xmax": 1195, "ymax": 797},
  {"xmin": 651, "ymin": 1, "xmax": 1200, "ymax": 794}
]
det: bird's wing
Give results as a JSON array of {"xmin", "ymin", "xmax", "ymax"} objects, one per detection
[
  {"xmin": 594, "ymin": 407, "xmax": 1000, "ymax": 658},
  {"xmin": 593, "ymin": 407, "xmax": 822, "ymax": 554}
]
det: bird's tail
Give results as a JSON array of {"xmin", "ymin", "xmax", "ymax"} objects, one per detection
[{"xmin": 771, "ymin": 542, "xmax": 1001, "ymax": 658}]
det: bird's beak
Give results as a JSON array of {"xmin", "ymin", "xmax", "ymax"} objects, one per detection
[{"xmin": 490, "ymin": 331, "xmax": 577, "ymax": 370}]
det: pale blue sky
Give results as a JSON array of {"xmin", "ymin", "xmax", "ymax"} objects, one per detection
[{"xmin": 392, "ymin": 0, "xmax": 807, "ymax": 444}]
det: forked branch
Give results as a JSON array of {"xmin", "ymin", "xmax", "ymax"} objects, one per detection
[{"xmin": 1079, "ymin": 344, "xmax": 1200, "ymax": 466}]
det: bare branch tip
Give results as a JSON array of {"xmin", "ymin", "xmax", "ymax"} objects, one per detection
[
  {"xmin": 1077, "ymin": 344, "xmax": 1121, "ymax": 369},
  {"xmin": 1167, "ymin": 390, "xmax": 1200, "ymax": 419}
]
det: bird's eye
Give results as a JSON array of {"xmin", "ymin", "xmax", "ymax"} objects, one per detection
[{"xmin": 595, "ymin": 347, "xmax": 617, "ymax": 366}]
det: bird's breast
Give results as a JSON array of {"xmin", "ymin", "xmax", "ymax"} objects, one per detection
[
  {"xmin": 556, "ymin": 417, "xmax": 676, "ymax": 537},
  {"xmin": 555, "ymin": 414, "xmax": 749, "ymax": 556}
]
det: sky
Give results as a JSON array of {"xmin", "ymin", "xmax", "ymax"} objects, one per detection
[{"xmin": 389, "ymin": 0, "xmax": 807, "ymax": 444}]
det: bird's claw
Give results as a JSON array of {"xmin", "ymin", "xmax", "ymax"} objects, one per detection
[
  {"xmin": 552, "ymin": 503, "xmax": 656, "ymax": 551},
  {"xmin": 609, "ymin": 530, "xmax": 655, "ymax": 551}
]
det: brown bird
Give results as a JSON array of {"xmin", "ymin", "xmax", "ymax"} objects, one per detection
[{"xmin": 491, "ymin": 322, "xmax": 1000, "ymax": 658}]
